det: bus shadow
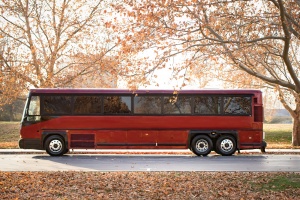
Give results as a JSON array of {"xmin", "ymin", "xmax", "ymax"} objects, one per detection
[{"xmin": 32, "ymin": 154, "xmax": 268, "ymax": 171}]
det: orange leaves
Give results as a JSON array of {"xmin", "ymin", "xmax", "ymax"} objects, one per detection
[
  {"xmin": 1, "ymin": 172, "xmax": 300, "ymax": 199},
  {"xmin": 105, "ymin": 21, "xmax": 112, "ymax": 28}
]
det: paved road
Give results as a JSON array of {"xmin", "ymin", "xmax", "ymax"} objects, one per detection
[{"xmin": 1, "ymin": 153, "xmax": 300, "ymax": 172}]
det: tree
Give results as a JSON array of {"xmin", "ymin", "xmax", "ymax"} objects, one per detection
[
  {"xmin": 0, "ymin": 0, "xmax": 119, "ymax": 105},
  {"xmin": 116, "ymin": 0, "xmax": 300, "ymax": 145}
]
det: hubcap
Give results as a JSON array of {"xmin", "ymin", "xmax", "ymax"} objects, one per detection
[
  {"xmin": 220, "ymin": 139, "xmax": 234, "ymax": 152},
  {"xmin": 49, "ymin": 139, "xmax": 63, "ymax": 153},
  {"xmin": 196, "ymin": 139, "xmax": 209, "ymax": 152}
]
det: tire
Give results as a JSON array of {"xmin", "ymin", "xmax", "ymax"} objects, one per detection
[
  {"xmin": 191, "ymin": 135, "xmax": 213, "ymax": 156},
  {"xmin": 216, "ymin": 135, "xmax": 236, "ymax": 156},
  {"xmin": 214, "ymin": 146, "xmax": 221, "ymax": 155},
  {"xmin": 45, "ymin": 135, "xmax": 66, "ymax": 156}
]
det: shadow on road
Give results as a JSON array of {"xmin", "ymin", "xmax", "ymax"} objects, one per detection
[{"xmin": 31, "ymin": 154, "xmax": 273, "ymax": 171}]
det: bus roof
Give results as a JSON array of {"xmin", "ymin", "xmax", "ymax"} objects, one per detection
[{"xmin": 29, "ymin": 88, "xmax": 262, "ymax": 95}]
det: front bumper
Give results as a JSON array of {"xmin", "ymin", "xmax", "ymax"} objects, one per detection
[{"xmin": 19, "ymin": 138, "xmax": 43, "ymax": 150}]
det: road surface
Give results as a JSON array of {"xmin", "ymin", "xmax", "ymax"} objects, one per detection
[{"xmin": 0, "ymin": 153, "xmax": 300, "ymax": 172}]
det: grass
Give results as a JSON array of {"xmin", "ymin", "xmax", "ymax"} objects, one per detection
[
  {"xmin": 259, "ymin": 173, "xmax": 300, "ymax": 191},
  {"xmin": 0, "ymin": 121, "xmax": 295, "ymax": 149},
  {"xmin": 264, "ymin": 124, "xmax": 294, "ymax": 148},
  {"xmin": 0, "ymin": 121, "xmax": 20, "ymax": 148}
]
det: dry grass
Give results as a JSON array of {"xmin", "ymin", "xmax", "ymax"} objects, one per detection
[{"xmin": 0, "ymin": 122, "xmax": 19, "ymax": 148}]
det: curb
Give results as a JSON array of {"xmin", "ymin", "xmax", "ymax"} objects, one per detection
[{"xmin": 0, "ymin": 149, "xmax": 300, "ymax": 154}]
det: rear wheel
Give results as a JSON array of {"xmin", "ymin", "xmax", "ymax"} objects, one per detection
[
  {"xmin": 191, "ymin": 135, "xmax": 213, "ymax": 156},
  {"xmin": 45, "ymin": 135, "xmax": 66, "ymax": 156},
  {"xmin": 216, "ymin": 135, "xmax": 236, "ymax": 156}
]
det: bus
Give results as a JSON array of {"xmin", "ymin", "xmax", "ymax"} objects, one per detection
[{"xmin": 19, "ymin": 88, "xmax": 266, "ymax": 156}]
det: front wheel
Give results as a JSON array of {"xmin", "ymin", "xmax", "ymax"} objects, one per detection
[
  {"xmin": 45, "ymin": 135, "xmax": 66, "ymax": 156},
  {"xmin": 216, "ymin": 135, "xmax": 236, "ymax": 156},
  {"xmin": 191, "ymin": 135, "xmax": 213, "ymax": 156}
]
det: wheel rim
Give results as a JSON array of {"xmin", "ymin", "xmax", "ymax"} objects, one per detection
[
  {"xmin": 195, "ymin": 139, "xmax": 209, "ymax": 153},
  {"xmin": 220, "ymin": 139, "xmax": 234, "ymax": 152},
  {"xmin": 49, "ymin": 139, "xmax": 63, "ymax": 153}
]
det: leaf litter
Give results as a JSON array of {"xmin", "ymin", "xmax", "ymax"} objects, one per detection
[{"xmin": 1, "ymin": 171, "xmax": 300, "ymax": 199}]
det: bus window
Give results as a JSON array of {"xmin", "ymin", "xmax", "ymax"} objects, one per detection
[
  {"xmin": 27, "ymin": 96, "xmax": 41, "ymax": 121},
  {"xmin": 223, "ymin": 96, "xmax": 251, "ymax": 115},
  {"xmin": 194, "ymin": 96, "xmax": 221, "ymax": 115},
  {"xmin": 43, "ymin": 96, "xmax": 72, "ymax": 115},
  {"xmin": 134, "ymin": 96, "xmax": 162, "ymax": 114},
  {"xmin": 163, "ymin": 96, "xmax": 192, "ymax": 114},
  {"xmin": 104, "ymin": 96, "xmax": 131, "ymax": 114},
  {"xmin": 74, "ymin": 96, "xmax": 102, "ymax": 114}
]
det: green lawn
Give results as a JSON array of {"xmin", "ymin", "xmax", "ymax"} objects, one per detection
[{"xmin": 264, "ymin": 124, "xmax": 294, "ymax": 148}]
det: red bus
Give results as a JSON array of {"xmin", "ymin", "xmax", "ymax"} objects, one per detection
[{"xmin": 19, "ymin": 88, "xmax": 266, "ymax": 156}]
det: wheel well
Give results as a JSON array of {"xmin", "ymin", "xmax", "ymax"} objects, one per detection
[{"xmin": 42, "ymin": 131, "xmax": 68, "ymax": 149}]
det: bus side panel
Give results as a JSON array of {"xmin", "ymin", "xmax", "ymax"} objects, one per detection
[
  {"xmin": 95, "ymin": 130, "xmax": 127, "ymax": 149},
  {"xmin": 156, "ymin": 130, "xmax": 188, "ymax": 148},
  {"xmin": 19, "ymin": 122, "xmax": 43, "ymax": 149},
  {"xmin": 42, "ymin": 115, "xmax": 254, "ymax": 130},
  {"xmin": 20, "ymin": 115, "xmax": 263, "ymax": 151},
  {"xmin": 95, "ymin": 130, "xmax": 188, "ymax": 149},
  {"xmin": 238, "ymin": 130, "xmax": 263, "ymax": 149},
  {"xmin": 127, "ymin": 130, "xmax": 157, "ymax": 147}
]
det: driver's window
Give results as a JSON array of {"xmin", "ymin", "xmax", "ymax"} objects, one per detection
[{"xmin": 27, "ymin": 96, "xmax": 41, "ymax": 121}]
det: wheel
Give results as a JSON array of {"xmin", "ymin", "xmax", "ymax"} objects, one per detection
[
  {"xmin": 216, "ymin": 135, "xmax": 236, "ymax": 156},
  {"xmin": 45, "ymin": 135, "xmax": 66, "ymax": 156},
  {"xmin": 191, "ymin": 135, "xmax": 213, "ymax": 156}
]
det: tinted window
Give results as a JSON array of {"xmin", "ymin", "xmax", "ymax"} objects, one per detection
[
  {"xmin": 74, "ymin": 96, "xmax": 102, "ymax": 114},
  {"xmin": 134, "ymin": 96, "xmax": 161, "ymax": 114},
  {"xmin": 223, "ymin": 96, "xmax": 251, "ymax": 115},
  {"xmin": 194, "ymin": 96, "xmax": 221, "ymax": 115},
  {"xmin": 163, "ymin": 96, "xmax": 192, "ymax": 114},
  {"xmin": 104, "ymin": 96, "xmax": 131, "ymax": 114},
  {"xmin": 43, "ymin": 96, "xmax": 72, "ymax": 115}
]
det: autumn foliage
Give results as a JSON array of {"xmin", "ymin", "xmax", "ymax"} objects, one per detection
[
  {"xmin": 0, "ymin": 0, "xmax": 120, "ymax": 105},
  {"xmin": 114, "ymin": 0, "xmax": 300, "ymax": 145},
  {"xmin": 1, "ymin": 1, "xmax": 300, "ymax": 145},
  {"xmin": 1, "ymin": 171, "xmax": 300, "ymax": 199}
]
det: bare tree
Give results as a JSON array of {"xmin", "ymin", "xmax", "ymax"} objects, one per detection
[
  {"xmin": 117, "ymin": 0, "xmax": 300, "ymax": 145},
  {"xmin": 0, "ymin": 0, "xmax": 119, "ymax": 105}
]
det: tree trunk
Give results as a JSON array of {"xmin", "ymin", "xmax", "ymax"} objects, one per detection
[
  {"xmin": 8, "ymin": 104, "xmax": 14, "ymax": 121},
  {"xmin": 292, "ymin": 104, "xmax": 300, "ymax": 146}
]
